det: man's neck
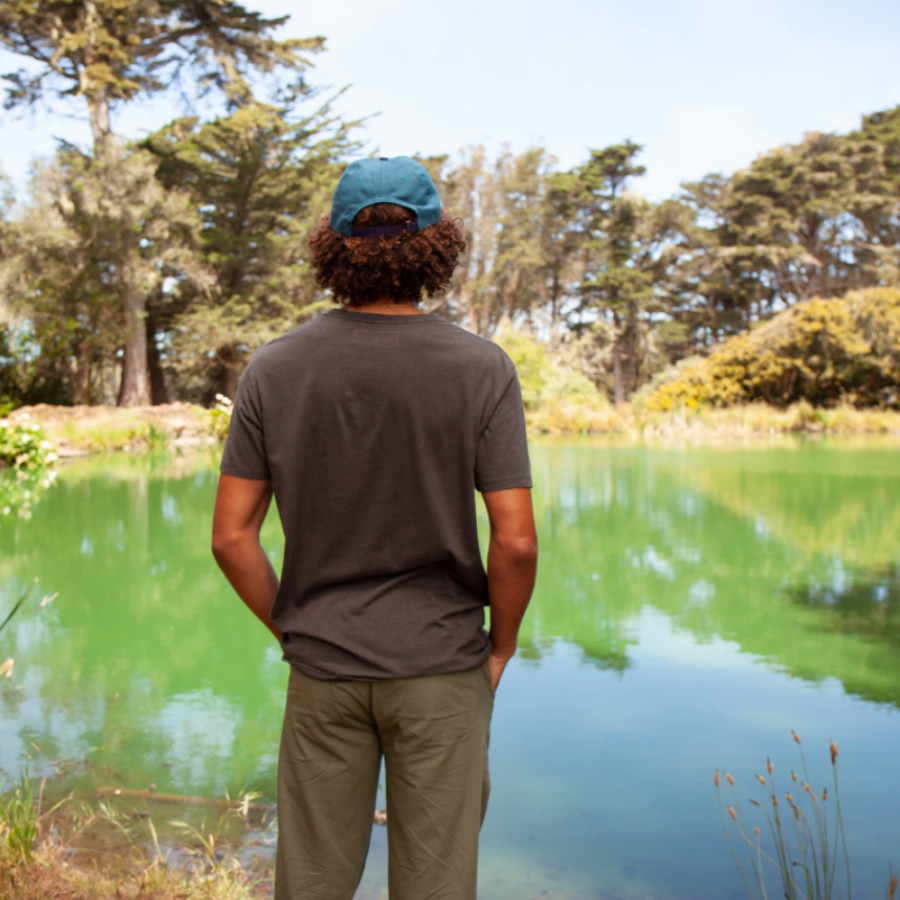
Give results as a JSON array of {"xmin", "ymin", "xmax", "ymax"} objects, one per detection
[{"xmin": 344, "ymin": 299, "xmax": 424, "ymax": 316}]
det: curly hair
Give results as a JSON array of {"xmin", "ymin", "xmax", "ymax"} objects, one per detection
[{"xmin": 308, "ymin": 203, "xmax": 465, "ymax": 306}]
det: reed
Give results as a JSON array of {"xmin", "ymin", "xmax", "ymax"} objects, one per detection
[{"xmin": 715, "ymin": 732, "xmax": 871, "ymax": 900}]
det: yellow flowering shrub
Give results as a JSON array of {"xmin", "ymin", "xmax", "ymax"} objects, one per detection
[{"xmin": 643, "ymin": 288, "xmax": 900, "ymax": 411}]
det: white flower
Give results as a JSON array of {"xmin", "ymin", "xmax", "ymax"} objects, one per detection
[
  {"xmin": 46, "ymin": 453, "xmax": 59, "ymax": 463},
  {"xmin": 0, "ymin": 420, "xmax": 7, "ymax": 428},
  {"xmin": 1, "ymin": 507, "xmax": 9, "ymax": 516},
  {"xmin": 39, "ymin": 440, "xmax": 53, "ymax": 450},
  {"xmin": 30, "ymin": 424, "xmax": 40, "ymax": 432}
]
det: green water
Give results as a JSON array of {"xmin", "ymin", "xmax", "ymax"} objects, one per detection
[{"xmin": 2, "ymin": 441, "xmax": 900, "ymax": 899}]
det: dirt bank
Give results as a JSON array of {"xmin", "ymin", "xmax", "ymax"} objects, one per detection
[{"xmin": 7, "ymin": 403, "xmax": 219, "ymax": 456}]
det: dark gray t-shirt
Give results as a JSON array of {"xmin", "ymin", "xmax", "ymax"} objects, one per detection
[{"xmin": 220, "ymin": 308, "xmax": 532, "ymax": 681}]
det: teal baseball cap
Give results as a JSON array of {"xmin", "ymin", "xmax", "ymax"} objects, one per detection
[{"xmin": 329, "ymin": 156, "xmax": 442, "ymax": 237}]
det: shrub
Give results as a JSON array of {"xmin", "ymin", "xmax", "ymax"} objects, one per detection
[
  {"xmin": 643, "ymin": 287, "xmax": 900, "ymax": 411},
  {"xmin": 0, "ymin": 417, "xmax": 58, "ymax": 471}
]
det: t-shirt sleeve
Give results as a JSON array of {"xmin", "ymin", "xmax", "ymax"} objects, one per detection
[
  {"xmin": 474, "ymin": 367, "xmax": 532, "ymax": 493},
  {"xmin": 219, "ymin": 366, "xmax": 271, "ymax": 481}
]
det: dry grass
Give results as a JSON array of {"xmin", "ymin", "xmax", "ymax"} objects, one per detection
[
  {"xmin": 0, "ymin": 842, "xmax": 268, "ymax": 900},
  {"xmin": 6, "ymin": 398, "xmax": 900, "ymax": 450},
  {"xmin": 0, "ymin": 774, "xmax": 272, "ymax": 900},
  {"xmin": 525, "ymin": 397, "xmax": 900, "ymax": 438},
  {"xmin": 7, "ymin": 404, "xmax": 218, "ymax": 455},
  {"xmin": 637, "ymin": 400, "xmax": 900, "ymax": 440}
]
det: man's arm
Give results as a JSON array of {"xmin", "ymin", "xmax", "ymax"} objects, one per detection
[
  {"xmin": 482, "ymin": 487, "xmax": 538, "ymax": 692},
  {"xmin": 212, "ymin": 473, "xmax": 281, "ymax": 641}
]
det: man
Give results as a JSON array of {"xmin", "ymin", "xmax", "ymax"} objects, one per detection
[{"xmin": 212, "ymin": 156, "xmax": 538, "ymax": 900}]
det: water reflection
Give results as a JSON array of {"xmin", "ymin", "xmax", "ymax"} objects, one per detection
[{"xmin": 517, "ymin": 444, "xmax": 900, "ymax": 707}]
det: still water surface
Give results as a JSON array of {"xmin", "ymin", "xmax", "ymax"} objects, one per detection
[{"xmin": 1, "ymin": 441, "xmax": 899, "ymax": 899}]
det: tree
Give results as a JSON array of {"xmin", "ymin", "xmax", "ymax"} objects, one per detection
[
  {"xmin": 3, "ymin": 145, "xmax": 208, "ymax": 404},
  {"xmin": 0, "ymin": 0, "xmax": 323, "ymax": 404},
  {"xmin": 143, "ymin": 96, "xmax": 358, "ymax": 399}
]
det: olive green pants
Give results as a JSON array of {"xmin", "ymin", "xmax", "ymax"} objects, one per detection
[{"xmin": 275, "ymin": 661, "xmax": 495, "ymax": 900}]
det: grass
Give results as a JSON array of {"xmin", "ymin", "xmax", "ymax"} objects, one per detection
[
  {"xmin": 55, "ymin": 418, "xmax": 173, "ymax": 453},
  {"xmin": 0, "ymin": 773, "xmax": 272, "ymax": 900},
  {"xmin": 0, "ymin": 771, "xmax": 38, "ymax": 864}
]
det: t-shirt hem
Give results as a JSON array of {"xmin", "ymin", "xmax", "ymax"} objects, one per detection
[
  {"xmin": 283, "ymin": 644, "xmax": 492, "ymax": 682},
  {"xmin": 476, "ymin": 476, "xmax": 533, "ymax": 492},
  {"xmin": 219, "ymin": 462, "xmax": 271, "ymax": 480}
]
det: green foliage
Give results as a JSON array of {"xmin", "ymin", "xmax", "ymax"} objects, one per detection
[
  {"xmin": 493, "ymin": 326, "xmax": 600, "ymax": 411},
  {"xmin": 143, "ymin": 98, "xmax": 358, "ymax": 399},
  {"xmin": 0, "ymin": 770, "xmax": 38, "ymax": 864},
  {"xmin": 0, "ymin": 0, "xmax": 323, "ymax": 149},
  {"xmin": 0, "ymin": 417, "xmax": 58, "ymax": 471},
  {"xmin": 642, "ymin": 288, "xmax": 900, "ymax": 411},
  {"xmin": 1, "ymin": 0, "xmax": 899, "ymax": 413},
  {"xmin": 0, "ymin": 417, "xmax": 59, "ymax": 520},
  {"xmin": 209, "ymin": 394, "xmax": 234, "ymax": 440}
]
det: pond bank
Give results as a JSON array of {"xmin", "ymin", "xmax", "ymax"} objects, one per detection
[
  {"xmin": 10, "ymin": 400, "xmax": 900, "ymax": 455},
  {"xmin": 7, "ymin": 403, "xmax": 221, "ymax": 456}
]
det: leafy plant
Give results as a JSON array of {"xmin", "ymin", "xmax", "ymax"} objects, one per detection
[
  {"xmin": 0, "ymin": 770, "xmax": 38, "ymax": 864},
  {"xmin": 209, "ymin": 394, "xmax": 234, "ymax": 441},
  {"xmin": 0, "ymin": 416, "xmax": 58, "ymax": 471}
]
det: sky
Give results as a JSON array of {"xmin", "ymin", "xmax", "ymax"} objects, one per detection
[{"xmin": 2, "ymin": 0, "xmax": 900, "ymax": 200}]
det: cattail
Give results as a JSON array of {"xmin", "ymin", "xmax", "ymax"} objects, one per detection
[
  {"xmin": 726, "ymin": 773, "xmax": 735, "ymax": 786},
  {"xmin": 889, "ymin": 872, "xmax": 897, "ymax": 899},
  {"xmin": 756, "ymin": 775, "xmax": 766, "ymax": 786},
  {"xmin": 749, "ymin": 799, "xmax": 761, "ymax": 807},
  {"xmin": 791, "ymin": 771, "xmax": 798, "ymax": 782},
  {"xmin": 786, "ymin": 793, "xmax": 793, "ymax": 803},
  {"xmin": 754, "ymin": 826, "xmax": 760, "ymax": 836},
  {"xmin": 727, "ymin": 806, "xmax": 737, "ymax": 821},
  {"xmin": 793, "ymin": 731, "xmax": 801, "ymax": 744},
  {"xmin": 715, "ymin": 770, "xmax": 720, "ymax": 787},
  {"xmin": 772, "ymin": 797, "xmax": 779, "ymax": 807},
  {"xmin": 830, "ymin": 741, "xmax": 839, "ymax": 765},
  {"xmin": 822, "ymin": 789, "xmax": 827, "ymax": 801},
  {"xmin": 767, "ymin": 758, "xmax": 773, "ymax": 774}
]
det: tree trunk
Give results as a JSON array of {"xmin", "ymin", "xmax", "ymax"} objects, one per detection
[
  {"xmin": 87, "ymin": 90, "xmax": 114, "ymax": 154},
  {"xmin": 118, "ymin": 260, "xmax": 151, "ymax": 406},
  {"xmin": 146, "ymin": 315, "xmax": 169, "ymax": 405},
  {"xmin": 623, "ymin": 316, "xmax": 636, "ymax": 402},
  {"xmin": 612, "ymin": 342, "xmax": 624, "ymax": 405},
  {"xmin": 212, "ymin": 344, "xmax": 243, "ymax": 402},
  {"xmin": 612, "ymin": 313, "xmax": 624, "ymax": 405},
  {"xmin": 84, "ymin": 1, "xmax": 115, "ymax": 154}
]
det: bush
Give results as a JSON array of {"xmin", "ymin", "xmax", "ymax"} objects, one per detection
[
  {"xmin": 642, "ymin": 287, "xmax": 900, "ymax": 411},
  {"xmin": 0, "ymin": 417, "xmax": 58, "ymax": 471}
]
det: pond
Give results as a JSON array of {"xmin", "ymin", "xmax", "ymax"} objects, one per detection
[{"xmin": 1, "ymin": 439, "xmax": 900, "ymax": 899}]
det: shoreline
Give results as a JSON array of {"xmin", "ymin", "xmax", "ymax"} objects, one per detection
[{"xmin": 6, "ymin": 401, "xmax": 900, "ymax": 459}]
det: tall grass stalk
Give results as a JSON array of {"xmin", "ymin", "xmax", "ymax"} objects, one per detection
[{"xmin": 716, "ymin": 733, "xmax": 853, "ymax": 900}]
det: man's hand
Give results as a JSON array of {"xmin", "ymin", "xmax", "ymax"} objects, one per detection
[
  {"xmin": 483, "ymin": 487, "xmax": 538, "ymax": 694},
  {"xmin": 212, "ymin": 473, "xmax": 281, "ymax": 641},
  {"xmin": 488, "ymin": 651, "xmax": 513, "ymax": 693}
]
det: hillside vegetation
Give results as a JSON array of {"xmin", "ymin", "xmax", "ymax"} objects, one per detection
[{"xmin": 641, "ymin": 288, "xmax": 900, "ymax": 412}]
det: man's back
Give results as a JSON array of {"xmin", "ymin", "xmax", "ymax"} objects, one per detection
[{"xmin": 221, "ymin": 307, "xmax": 531, "ymax": 680}]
